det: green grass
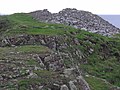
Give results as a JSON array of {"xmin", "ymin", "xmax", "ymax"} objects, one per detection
[
  {"xmin": 78, "ymin": 32, "xmax": 120, "ymax": 87},
  {"xmin": 34, "ymin": 70, "xmax": 55, "ymax": 77},
  {"xmin": 0, "ymin": 45, "xmax": 50, "ymax": 55},
  {"xmin": 26, "ymin": 59, "xmax": 38, "ymax": 65},
  {"xmin": 85, "ymin": 76, "xmax": 111, "ymax": 90},
  {"xmin": 3, "ymin": 13, "xmax": 77, "ymax": 36},
  {"xmin": 18, "ymin": 70, "xmax": 57, "ymax": 90},
  {"xmin": 16, "ymin": 45, "xmax": 50, "ymax": 54},
  {"xmin": 18, "ymin": 78, "xmax": 40, "ymax": 90}
]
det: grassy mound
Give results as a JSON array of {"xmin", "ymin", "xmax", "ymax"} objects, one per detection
[{"xmin": 0, "ymin": 13, "xmax": 120, "ymax": 89}]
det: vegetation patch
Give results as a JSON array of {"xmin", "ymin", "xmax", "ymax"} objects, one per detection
[
  {"xmin": 16, "ymin": 45, "xmax": 50, "ymax": 54},
  {"xmin": 85, "ymin": 76, "xmax": 111, "ymax": 90}
]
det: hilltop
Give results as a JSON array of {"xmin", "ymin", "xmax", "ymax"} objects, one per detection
[
  {"xmin": 0, "ymin": 11, "xmax": 120, "ymax": 90},
  {"xmin": 30, "ymin": 8, "xmax": 120, "ymax": 36}
]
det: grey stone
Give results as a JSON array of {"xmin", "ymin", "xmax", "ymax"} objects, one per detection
[
  {"xmin": 28, "ymin": 72, "xmax": 38, "ymax": 78},
  {"xmin": 69, "ymin": 81, "xmax": 77, "ymax": 90},
  {"xmin": 30, "ymin": 8, "xmax": 120, "ymax": 36},
  {"xmin": 64, "ymin": 68, "xmax": 75, "ymax": 76},
  {"xmin": 77, "ymin": 76, "xmax": 91, "ymax": 90},
  {"xmin": 60, "ymin": 85, "xmax": 69, "ymax": 90}
]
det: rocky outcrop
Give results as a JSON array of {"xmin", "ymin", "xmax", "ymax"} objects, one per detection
[
  {"xmin": 0, "ymin": 34, "xmax": 90, "ymax": 90},
  {"xmin": 30, "ymin": 8, "xmax": 120, "ymax": 36},
  {"xmin": 1, "ymin": 32, "xmax": 120, "ymax": 89}
]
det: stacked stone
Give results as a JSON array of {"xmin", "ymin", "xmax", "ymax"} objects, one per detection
[{"xmin": 30, "ymin": 8, "xmax": 120, "ymax": 36}]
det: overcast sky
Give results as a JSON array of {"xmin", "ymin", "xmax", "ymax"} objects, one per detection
[{"xmin": 0, "ymin": 0, "xmax": 120, "ymax": 15}]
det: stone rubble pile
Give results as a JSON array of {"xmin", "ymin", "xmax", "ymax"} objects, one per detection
[{"xmin": 30, "ymin": 8, "xmax": 120, "ymax": 36}]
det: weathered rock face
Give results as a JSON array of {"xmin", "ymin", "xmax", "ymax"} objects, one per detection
[{"xmin": 30, "ymin": 8, "xmax": 120, "ymax": 36}]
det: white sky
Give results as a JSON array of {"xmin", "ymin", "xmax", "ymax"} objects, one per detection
[{"xmin": 0, "ymin": 0, "xmax": 120, "ymax": 15}]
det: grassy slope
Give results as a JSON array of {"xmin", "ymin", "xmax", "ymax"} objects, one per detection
[
  {"xmin": 4, "ymin": 13, "xmax": 77, "ymax": 36},
  {"xmin": 85, "ymin": 75, "xmax": 113, "ymax": 90},
  {"xmin": 0, "ymin": 13, "xmax": 120, "ymax": 89},
  {"xmin": 76, "ymin": 30, "xmax": 120, "ymax": 87}
]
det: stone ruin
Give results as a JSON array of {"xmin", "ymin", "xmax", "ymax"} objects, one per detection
[{"xmin": 30, "ymin": 8, "xmax": 120, "ymax": 36}]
